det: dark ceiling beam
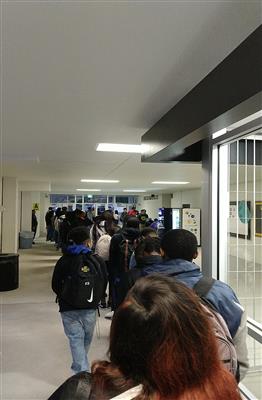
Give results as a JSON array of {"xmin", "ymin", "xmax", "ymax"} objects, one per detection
[{"xmin": 141, "ymin": 25, "xmax": 262, "ymax": 163}]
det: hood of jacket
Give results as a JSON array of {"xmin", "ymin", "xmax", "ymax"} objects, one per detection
[
  {"xmin": 142, "ymin": 258, "xmax": 242, "ymax": 338},
  {"xmin": 65, "ymin": 244, "xmax": 92, "ymax": 255},
  {"xmin": 142, "ymin": 258, "xmax": 200, "ymax": 279}
]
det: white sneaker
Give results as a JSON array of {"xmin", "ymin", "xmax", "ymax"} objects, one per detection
[{"xmin": 105, "ymin": 311, "xmax": 114, "ymax": 320}]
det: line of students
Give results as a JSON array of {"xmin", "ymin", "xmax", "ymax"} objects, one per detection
[{"xmin": 50, "ymin": 219, "xmax": 248, "ymax": 400}]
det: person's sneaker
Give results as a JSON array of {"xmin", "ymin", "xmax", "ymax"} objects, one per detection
[{"xmin": 105, "ymin": 311, "xmax": 114, "ymax": 320}]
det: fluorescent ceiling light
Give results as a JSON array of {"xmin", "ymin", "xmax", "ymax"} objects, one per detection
[
  {"xmin": 212, "ymin": 128, "xmax": 227, "ymax": 139},
  {"xmin": 123, "ymin": 189, "xmax": 146, "ymax": 192},
  {"xmin": 81, "ymin": 179, "xmax": 119, "ymax": 183},
  {"xmin": 152, "ymin": 181, "xmax": 189, "ymax": 185},
  {"xmin": 96, "ymin": 143, "xmax": 143, "ymax": 153},
  {"xmin": 76, "ymin": 189, "xmax": 101, "ymax": 192}
]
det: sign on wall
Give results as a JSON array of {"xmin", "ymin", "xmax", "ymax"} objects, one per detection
[{"xmin": 32, "ymin": 203, "xmax": 40, "ymax": 211}]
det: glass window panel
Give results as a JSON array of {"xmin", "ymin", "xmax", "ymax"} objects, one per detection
[
  {"xmin": 68, "ymin": 195, "xmax": 75, "ymax": 203},
  {"xmin": 92, "ymin": 195, "xmax": 107, "ymax": 203},
  {"xmin": 76, "ymin": 195, "xmax": 83, "ymax": 203},
  {"xmin": 219, "ymin": 129, "xmax": 262, "ymax": 324},
  {"xmin": 84, "ymin": 195, "xmax": 93, "ymax": 202},
  {"xmin": 50, "ymin": 194, "xmax": 68, "ymax": 203},
  {"xmin": 116, "ymin": 196, "xmax": 129, "ymax": 203}
]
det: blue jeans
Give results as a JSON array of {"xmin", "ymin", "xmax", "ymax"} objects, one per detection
[{"xmin": 61, "ymin": 309, "xmax": 96, "ymax": 373}]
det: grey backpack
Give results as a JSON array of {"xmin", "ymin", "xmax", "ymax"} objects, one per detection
[
  {"xmin": 193, "ymin": 277, "xmax": 238, "ymax": 378},
  {"xmin": 201, "ymin": 303, "xmax": 238, "ymax": 376}
]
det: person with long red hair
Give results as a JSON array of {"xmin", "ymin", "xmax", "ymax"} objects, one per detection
[{"xmin": 48, "ymin": 275, "xmax": 241, "ymax": 400}]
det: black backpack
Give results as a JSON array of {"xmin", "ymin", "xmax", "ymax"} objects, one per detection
[{"xmin": 60, "ymin": 253, "xmax": 104, "ymax": 309}]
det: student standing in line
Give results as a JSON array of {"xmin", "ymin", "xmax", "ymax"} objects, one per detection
[
  {"xmin": 141, "ymin": 229, "xmax": 249, "ymax": 381},
  {"xmin": 51, "ymin": 226, "xmax": 107, "ymax": 374}
]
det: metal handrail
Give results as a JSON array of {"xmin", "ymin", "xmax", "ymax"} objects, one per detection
[
  {"xmin": 247, "ymin": 317, "xmax": 262, "ymax": 344},
  {"xmin": 239, "ymin": 383, "xmax": 258, "ymax": 400}
]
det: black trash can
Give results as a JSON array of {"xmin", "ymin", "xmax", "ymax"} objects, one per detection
[{"xmin": 0, "ymin": 253, "xmax": 19, "ymax": 291}]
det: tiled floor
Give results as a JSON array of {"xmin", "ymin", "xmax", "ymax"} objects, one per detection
[{"xmin": 1, "ymin": 240, "xmax": 111, "ymax": 400}]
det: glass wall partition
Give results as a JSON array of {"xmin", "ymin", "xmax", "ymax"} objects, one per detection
[{"xmin": 217, "ymin": 129, "xmax": 262, "ymax": 399}]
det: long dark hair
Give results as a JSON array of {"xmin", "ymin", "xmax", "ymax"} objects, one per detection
[{"xmin": 91, "ymin": 275, "xmax": 241, "ymax": 400}]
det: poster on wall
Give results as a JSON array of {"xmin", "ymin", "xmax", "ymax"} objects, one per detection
[
  {"xmin": 255, "ymin": 202, "xmax": 262, "ymax": 237},
  {"xmin": 182, "ymin": 208, "xmax": 201, "ymax": 246},
  {"xmin": 229, "ymin": 201, "xmax": 251, "ymax": 240},
  {"xmin": 32, "ymin": 203, "xmax": 40, "ymax": 211}
]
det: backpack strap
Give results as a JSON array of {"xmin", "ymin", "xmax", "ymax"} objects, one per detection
[{"xmin": 193, "ymin": 276, "xmax": 215, "ymax": 298}]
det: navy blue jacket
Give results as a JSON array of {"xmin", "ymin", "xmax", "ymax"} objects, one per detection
[{"xmin": 142, "ymin": 258, "xmax": 242, "ymax": 338}]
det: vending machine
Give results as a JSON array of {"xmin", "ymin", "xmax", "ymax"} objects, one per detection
[{"xmin": 158, "ymin": 208, "xmax": 182, "ymax": 232}]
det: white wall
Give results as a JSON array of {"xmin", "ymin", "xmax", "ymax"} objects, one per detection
[
  {"xmin": 137, "ymin": 194, "xmax": 171, "ymax": 219},
  {"xmin": 40, "ymin": 193, "xmax": 50, "ymax": 236},
  {"xmin": 31, "ymin": 192, "xmax": 41, "ymax": 238},
  {"xmin": 21, "ymin": 192, "xmax": 32, "ymax": 232},
  {"xmin": 2, "ymin": 177, "xmax": 19, "ymax": 253},
  {"xmin": 171, "ymin": 189, "xmax": 201, "ymax": 208}
]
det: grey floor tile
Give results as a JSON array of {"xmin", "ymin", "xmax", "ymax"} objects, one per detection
[{"xmin": 0, "ymin": 240, "xmax": 111, "ymax": 400}]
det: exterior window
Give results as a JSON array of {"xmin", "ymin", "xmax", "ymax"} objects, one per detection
[
  {"xmin": 68, "ymin": 195, "xmax": 75, "ymax": 203},
  {"xmin": 50, "ymin": 194, "xmax": 68, "ymax": 203}
]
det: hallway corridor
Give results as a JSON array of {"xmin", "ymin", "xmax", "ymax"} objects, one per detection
[{"xmin": 1, "ymin": 240, "xmax": 111, "ymax": 400}]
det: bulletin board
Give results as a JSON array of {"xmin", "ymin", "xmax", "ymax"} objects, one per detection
[{"xmin": 182, "ymin": 208, "xmax": 201, "ymax": 246}]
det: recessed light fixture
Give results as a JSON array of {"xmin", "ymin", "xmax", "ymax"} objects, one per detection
[
  {"xmin": 151, "ymin": 181, "xmax": 189, "ymax": 185},
  {"xmin": 96, "ymin": 143, "xmax": 143, "ymax": 153},
  {"xmin": 81, "ymin": 179, "xmax": 119, "ymax": 183},
  {"xmin": 76, "ymin": 189, "xmax": 101, "ymax": 192},
  {"xmin": 123, "ymin": 189, "xmax": 146, "ymax": 192}
]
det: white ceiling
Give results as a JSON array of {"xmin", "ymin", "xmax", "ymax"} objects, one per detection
[{"xmin": 2, "ymin": 1, "xmax": 261, "ymax": 194}]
